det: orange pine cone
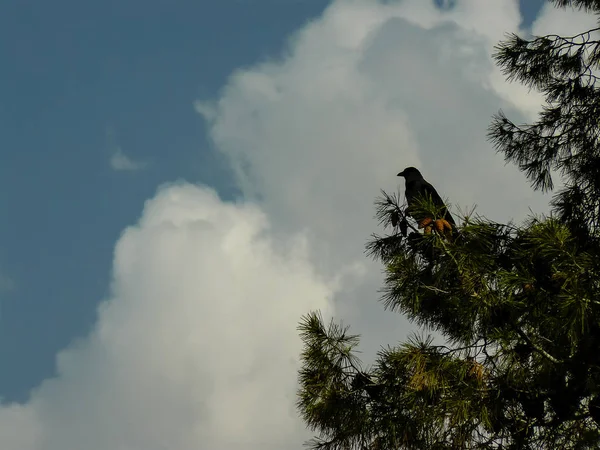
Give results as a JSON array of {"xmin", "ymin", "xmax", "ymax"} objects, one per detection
[
  {"xmin": 419, "ymin": 217, "xmax": 433, "ymax": 229},
  {"xmin": 434, "ymin": 219, "xmax": 445, "ymax": 233}
]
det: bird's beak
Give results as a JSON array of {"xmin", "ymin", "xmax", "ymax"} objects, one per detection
[{"xmin": 397, "ymin": 170, "xmax": 405, "ymax": 177}]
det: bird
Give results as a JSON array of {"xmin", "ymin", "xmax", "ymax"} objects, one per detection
[{"xmin": 397, "ymin": 167, "xmax": 456, "ymax": 228}]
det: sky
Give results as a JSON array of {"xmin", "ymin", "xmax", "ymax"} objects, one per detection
[{"xmin": 0, "ymin": 0, "xmax": 596, "ymax": 448}]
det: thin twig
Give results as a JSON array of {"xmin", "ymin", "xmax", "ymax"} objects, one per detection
[{"xmin": 514, "ymin": 327, "xmax": 562, "ymax": 364}]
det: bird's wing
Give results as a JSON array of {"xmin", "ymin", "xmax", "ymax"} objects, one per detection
[
  {"xmin": 418, "ymin": 180, "xmax": 456, "ymax": 226},
  {"xmin": 419, "ymin": 180, "xmax": 445, "ymax": 207}
]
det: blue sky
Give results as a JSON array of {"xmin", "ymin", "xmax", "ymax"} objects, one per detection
[
  {"xmin": 1, "ymin": 0, "xmax": 333, "ymax": 402},
  {"xmin": 0, "ymin": 0, "xmax": 552, "ymax": 425}
]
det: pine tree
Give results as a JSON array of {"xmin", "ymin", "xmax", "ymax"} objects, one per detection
[{"xmin": 297, "ymin": 2, "xmax": 600, "ymax": 448}]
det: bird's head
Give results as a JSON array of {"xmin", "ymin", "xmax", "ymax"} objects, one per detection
[{"xmin": 397, "ymin": 167, "xmax": 423, "ymax": 181}]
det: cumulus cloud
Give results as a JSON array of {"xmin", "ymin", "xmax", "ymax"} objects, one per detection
[
  {"xmin": 0, "ymin": 1, "xmax": 593, "ymax": 449},
  {"xmin": 532, "ymin": 2, "xmax": 599, "ymax": 36},
  {"xmin": 197, "ymin": 0, "xmax": 547, "ymax": 256},
  {"xmin": 0, "ymin": 183, "xmax": 333, "ymax": 449},
  {"xmin": 194, "ymin": 0, "xmax": 557, "ymax": 352}
]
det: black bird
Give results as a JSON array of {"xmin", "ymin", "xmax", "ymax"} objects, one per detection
[{"xmin": 397, "ymin": 167, "xmax": 456, "ymax": 227}]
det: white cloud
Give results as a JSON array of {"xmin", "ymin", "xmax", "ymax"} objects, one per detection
[
  {"xmin": 0, "ymin": 183, "xmax": 334, "ymax": 449},
  {"xmin": 110, "ymin": 147, "xmax": 148, "ymax": 171},
  {"xmin": 195, "ymin": 0, "xmax": 557, "ymax": 351},
  {"xmin": 532, "ymin": 2, "xmax": 599, "ymax": 36},
  {"xmin": 197, "ymin": 0, "xmax": 547, "ymax": 247},
  {"xmin": 0, "ymin": 1, "xmax": 593, "ymax": 449}
]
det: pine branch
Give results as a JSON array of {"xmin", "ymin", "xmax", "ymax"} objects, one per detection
[{"xmin": 513, "ymin": 326, "xmax": 563, "ymax": 364}]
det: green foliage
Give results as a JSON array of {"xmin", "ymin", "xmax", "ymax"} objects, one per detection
[
  {"xmin": 297, "ymin": 2, "xmax": 600, "ymax": 449},
  {"xmin": 489, "ymin": 14, "xmax": 600, "ymax": 237},
  {"xmin": 297, "ymin": 313, "xmax": 375, "ymax": 450}
]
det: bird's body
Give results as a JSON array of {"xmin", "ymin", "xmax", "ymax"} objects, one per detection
[{"xmin": 397, "ymin": 167, "xmax": 456, "ymax": 227}]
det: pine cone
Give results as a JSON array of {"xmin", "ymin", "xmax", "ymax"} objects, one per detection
[
  {"xmin": 419, "ymin": 217, "xmax": 433, "ymax": 229},
  {"xmin": 434, "ymin": 219, "xmax": 445, "ymax": 233}
]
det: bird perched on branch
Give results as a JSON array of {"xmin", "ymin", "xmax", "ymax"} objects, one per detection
[{"xmin": 397, "ymin": 167, "xmax": 456, "ymax": 233}]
